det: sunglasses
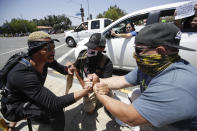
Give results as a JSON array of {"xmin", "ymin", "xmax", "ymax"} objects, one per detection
[
  {"xmin": 42, "ymin": 43, "xmax": 55, "ymax": 52},
  {"xmin": 134, "ymin": 46, "xmax": 154, "ymax": 55}
]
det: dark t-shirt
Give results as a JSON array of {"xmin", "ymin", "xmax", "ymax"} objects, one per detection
[
  {"xmin": 75, "ymin": 51, "xmax": 113, "ymax": 79},
  {"xmin": 6, "ymin": 59, "xmax": 75, "ymax": 111}
]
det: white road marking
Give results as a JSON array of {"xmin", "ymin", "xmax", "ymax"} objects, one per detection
[
  {"xmin": 55, "ymin": 43, "xmax": 67, "ymax": 50},
  {"xmin": 57, "ymin": 48, "xmax": 75, "ymax": 63},
  {"xmin": 0, "ymin": 47, "xmax": 28, "ymax": 56}
]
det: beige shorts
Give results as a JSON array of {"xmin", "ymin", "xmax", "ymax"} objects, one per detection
[
  {"xmin": 83, "ymin": 92, "xmax": 97, "ymax": 113},
  {"xmin": 83, "ymin": 90, "xmax": 114, "ymax": 113}
]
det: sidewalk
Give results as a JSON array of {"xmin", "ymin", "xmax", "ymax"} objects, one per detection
[{"xmin": 16, "ymin": 75, "xmax": 132, "ymax": 131}]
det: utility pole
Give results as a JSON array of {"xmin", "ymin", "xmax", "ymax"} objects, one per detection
[
  {"xmin": 80, "ymin": 4, "xmax": 84, "ymax": 22},
  {"xmin": 87, "ymin": 0, "xmax": 89, "ymax": 20}
]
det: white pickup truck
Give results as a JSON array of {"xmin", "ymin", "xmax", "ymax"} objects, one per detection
[{"xmin": 64, "ymin": 18, "xmax": 112, "ymax": 47}]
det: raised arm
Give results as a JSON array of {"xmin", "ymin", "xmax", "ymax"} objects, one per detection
[
  {"xmin": 94, "ymin": 92, "xmax": 149, "ymax": 126},
  {"xmin": 111, "ymin": 30, "xmax": 133, "ymax": 39},
  {"xmin": 100, "ymin": 75, "xmax": 133, "ymax": 90}
]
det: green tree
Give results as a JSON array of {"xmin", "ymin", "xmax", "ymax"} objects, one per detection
[
  {"xmin": 1, "ymin": 21, "xmax": 11, "ymax": 34},
  {"xmin": 0, "ymin": 14, "xmax": 72, "ymax": 35},
  {"xmin": 37, "ymin": 14, "xmax": 72, "ymax": 32},
  {"xmin": 96, "ymin": 13, "xmax": 104, "ymax": 18},
  {"xmin": 96, "ymin": 5, "xmax": 126, "ymax": 21},
  {"xmin": 1, "ymin": 19, "xmax": 36, "ymax": 35},
  {"xmin": 9, "ymin": 19, "xmax": 37, "ymax": 33}
]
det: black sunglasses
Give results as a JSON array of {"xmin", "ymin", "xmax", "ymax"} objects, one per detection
[{"xmin": 42, "ymin": 43, "xmax": 55, "ymax": 51}]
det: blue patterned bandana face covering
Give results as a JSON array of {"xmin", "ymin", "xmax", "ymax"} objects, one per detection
[{"xmin": 87, "ymin": 49, "xmax": 98, "ymax": 57}]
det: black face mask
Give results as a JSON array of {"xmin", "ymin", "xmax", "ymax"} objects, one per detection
[
  {"xmin": 87, "ymin": 56, "xmax": 97, "ymax": 64},
  {"xmin": 87, "ymin": 52, "xmax": 102, "ymax": 64}
]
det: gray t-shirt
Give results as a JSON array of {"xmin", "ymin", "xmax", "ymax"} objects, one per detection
[{"xmin": 125, "ymin": 59, "xmax": 197, "ymax": 130}]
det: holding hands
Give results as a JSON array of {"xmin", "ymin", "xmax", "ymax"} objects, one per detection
[
  {"xmin": 94, "ymin": 82, "xmax": 110, "ymax": 95},
  {"xmin": 85, "ymin": 73, "xmax": 110, "ymax": 95}
]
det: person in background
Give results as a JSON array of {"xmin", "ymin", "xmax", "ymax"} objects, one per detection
[
  {"xmin": 111, "ymin": 22, "xmax": 137, "ymax": 38},
  {"xmin": 1, "ymin": 31, "xmax": 92, "ymax": 131},
  {"xmin": 81, "ymin": 23, "xmax": 88, "ymax": 30},
  {"xmin": 191, "ymin": 15, "xmax": 197, "ymax": 28},
  {"xmin": 88, "ymin": 23, "xmax": 197, "ymax": 131},
  {"xmin": 174, "ymin": 3, "xmax": 197, "ymax": 31},
  {"xmin": 74, "ymin": 33, "xmax": 113, "ymax": 114}
]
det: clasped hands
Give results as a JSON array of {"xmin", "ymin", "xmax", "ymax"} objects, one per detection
[
  {"xmin": 84, "ymin": 73, "xmax": 110, "ymax": 95},
  {"xmin": 65, "ymin": 62, "xmax": 110, "ymax": 95}
]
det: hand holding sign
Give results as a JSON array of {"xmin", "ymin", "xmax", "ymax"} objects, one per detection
[{"xmin": 175, "ymin": 1, "xmax": 196, "ymax": 20}]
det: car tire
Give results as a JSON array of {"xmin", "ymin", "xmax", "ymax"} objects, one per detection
[{"xmin": 66, "ymin": 37, "xmax": 76, "ymax": 47}]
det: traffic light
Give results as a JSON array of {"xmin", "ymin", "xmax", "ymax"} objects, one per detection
[
  {"xmin": 89, "ymin": 14, "xmax": 92, "ymax": 20},
  {"xmin": 80, "ymin": 7, "xmax": 84, "ymax": 17}
]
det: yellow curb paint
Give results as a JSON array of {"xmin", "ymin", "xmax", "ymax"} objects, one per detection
[
  {"xmin": 53, "ymin": 71, "xmax": 61, "ymax": 74},
  {"xmin": 120, "ymin": 89, "xmax": 131, "ymax": 94}
]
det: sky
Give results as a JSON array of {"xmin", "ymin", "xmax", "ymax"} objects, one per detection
[{"xmin": 0, "ymin": 0, "xmax": 191, "ymax": 26}]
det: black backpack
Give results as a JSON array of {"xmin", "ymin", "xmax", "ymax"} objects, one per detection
[
  {"xmin": 0, "ymin": 52, "xmax": 28, "ymax": 91},
  {"xmin": 0, "ymin": 52, "xmax": 29, "ymax": 121}
]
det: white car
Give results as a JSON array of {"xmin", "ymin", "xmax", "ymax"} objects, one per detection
[
  {"xmin": 75, "ymin": 1, "xmax": 197, "ymax": 71},
  {"xmin": 64, "ymin": 18, "xmax": 112, "ymax": 47}
]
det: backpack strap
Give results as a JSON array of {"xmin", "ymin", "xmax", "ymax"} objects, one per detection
[
  {"xmin": 76, "ymin": 51, "xmax": 108, "ymax": 78},
  {"xmin": 77, "ymin": 51, "xmax": 108, "ymax": 69},
  {"xmin": 80, "ymin": 51, "xmax": 87, "ymax": 79},
  {"xmin": 19, "ymin": 58, "xmax": 31, "ymax": 67},
  {"xmin": 76, "ymin": 50, "xmax": 87, "ymax": 61}
]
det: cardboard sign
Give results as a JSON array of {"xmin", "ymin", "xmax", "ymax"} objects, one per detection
[{"xmin": 175, "ymin": 1, "xmax": 196, "ymax": 20}]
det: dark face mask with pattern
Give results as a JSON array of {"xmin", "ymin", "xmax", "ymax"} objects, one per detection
[
  {"xmin": 133, "ymin": 53, "xmax": 180, "ymax": 76},
  {"xmin": 87, "ymin": 51, "xmax": 102, "ymax": 65}
]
